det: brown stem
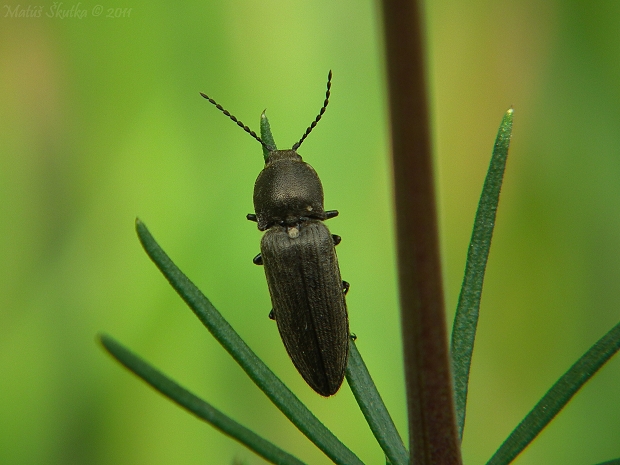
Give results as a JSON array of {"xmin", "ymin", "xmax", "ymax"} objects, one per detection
[{"xmin": 379, "ymin": 0, "xmax": 462, "ymax": 463}]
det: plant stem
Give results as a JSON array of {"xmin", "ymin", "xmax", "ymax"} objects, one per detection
[{"xmin": 379, "ymin": 0, "xmax": 462, "ymax": 463}]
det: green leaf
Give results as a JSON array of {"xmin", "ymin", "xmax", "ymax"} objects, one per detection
[
  {"xmin": 134, "ymin": 219, "xmax": 363, "ymax": 465},
  {"xmin": 346, "ymin": 340, "xmax": 409, "ymax": 465},
  {"xmin": 451, "ymin": 108, "xmax": 514, "ymax": 440},
  {"xmin": 593, "ymin": 460, "xmax": 620, "ymax": 465},
  {"xmin": 99, "ymin": 334, "xmax": 306, "ymax": 465},
  {"xmin": 260, "ymin": 111, "xmax": 276, "ymax": 161},
  {"xmin": 486, "ymin": 319, "xmax": 620, "ymax": 465}
]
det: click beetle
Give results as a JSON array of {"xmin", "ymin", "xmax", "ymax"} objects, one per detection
[{"xmin": 200, "ymin": 71, "xmax": 349, "ymax": 396}]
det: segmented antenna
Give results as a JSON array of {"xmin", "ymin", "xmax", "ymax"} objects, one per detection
[
  {"xmin": 292, "ymin": 70, "xmax": 332, "ymax": 151},
  {"xmin": 200, "ymin": 92, "xmax": 273, "ymax": 151}
]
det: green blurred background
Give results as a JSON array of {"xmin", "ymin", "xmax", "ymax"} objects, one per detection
[{"xmin": 2, "ymin": 1, "xmax": 620, "ymax": 464}]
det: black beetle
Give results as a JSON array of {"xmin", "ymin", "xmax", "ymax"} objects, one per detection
[{"xmin": 200, "ymin": 71, "xmax": 349, "ymax": 396}]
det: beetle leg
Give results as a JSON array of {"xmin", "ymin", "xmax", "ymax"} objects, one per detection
[
  {"xmin": 247, "ymin": 213, "xmax": 258, "ymax": 222},
  {"xmin": 331, "ymin": 234, "xmax": 341, "ymax": 246},
  {"xmin": 268, "ymin": 309, "xmax": 275, "ymax": 320},
  {"xmin": 253, "ymin": 253, "xmax": 263, "ymax": 265},
  {"xmin": 342, "ymin": 281, "xmax": 350, "ymax": 295},
  {"xmin": 324, "ymin": 210, "xmax": 339, "ymax": 219},
  {"xmin": 350, "ymin": 333, "xmax": 357, "ymax": 341}
]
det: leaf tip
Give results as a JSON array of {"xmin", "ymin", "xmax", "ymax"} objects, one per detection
[
  {"xmin": 135, "ymin": 218, "xmax": 150, "ymax": 243},
  {"xmin": 500, "ymin": 107, "xmax": 515, "ymax": 132},
  {"xmin": 97, "ymin": 332, "xmax": 113, "ymax": 353}
]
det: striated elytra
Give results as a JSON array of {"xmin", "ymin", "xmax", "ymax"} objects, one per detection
[
  {"xmin": 261, "ymin": 220, "xmax": 348, "ymax": 396},
  {"xmin": 201, "ymin": 71, "xmax": 349, "ymax": 396}
]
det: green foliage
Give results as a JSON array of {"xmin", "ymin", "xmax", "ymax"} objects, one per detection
[
  {"xmin": 260, "ymin": 111, "xmax": 277, "ymax": 160},
  {"xmin": 99, "ymin": 334, "xmax": 305, "ymax": 465},
  {"xmin": 450, "ymin": 108, "xmax": 620, "ymax": 464},
  {"xmin": 485, "ymin": 320, "xmax": 620, "ymax": 465},
  {"xmin": 131, "ymin": 219, "xmax": 364, "ymax": 465},
  {"xmin": 101, "ymin": 109, "xmax": 620, "ymax": 464},
  {"xmin": 346, "ymin": 341, "xmax": 408, "ymax": 465},
  {"xmin": 451, "ymin": 108, "xmax": 514, "ymax": 439}
]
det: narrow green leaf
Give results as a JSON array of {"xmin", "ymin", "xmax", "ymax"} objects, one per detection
[
  {"xmin": 593, "ymin": 460, "xmax": 620, "ymax": 465},
  {"xmin": 99, "ymin": 334, "xmax": 305, "ymax": 465},
  {"xmin": 134, "ymin": 219, "xmax": 363, "ymax": 465},
  {"xmin": 486, "ymin": 319, "xmax": 620, "ymax": 465},
  {"xmin": 451, "ymin": 108, "xmax": 514, "ymax": 440},
  {"xmin": 260, "ymin": 111, "xmax": 276, "ymax": 161},
  {"xmin": 346, "ymin": 340, "xmax": 409, "ymax": 465}
]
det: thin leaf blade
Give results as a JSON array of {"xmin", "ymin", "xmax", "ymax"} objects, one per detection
[
  {"xmin": 260, "ymin": 111, "xmax": 276, "ymax": 160},
  {"xmin": 451, "ymin": 108, "xmax": 514, "ymax": 440},
  {"xmin": 99, "ymin": 334, "xmax": 306, "ymax": 465},
  {"xmin": 134, "ymin": 219, "xmax": 363, "ymax": 465},
  {"xmin": 346, "ymin": 340, "xmax": 408, "ymax": 465},
  {"xmin": 486, "ymin": 319, "xmax": 620, "ymax": 465}
]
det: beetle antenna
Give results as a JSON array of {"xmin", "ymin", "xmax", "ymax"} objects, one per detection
[
  {"xmin": 292, "ymin": 70, "xmax": 332, "ymax": 151},
  {"xmin": 200, "ymin": 92, "xmax": 273, "ymax": 151}
]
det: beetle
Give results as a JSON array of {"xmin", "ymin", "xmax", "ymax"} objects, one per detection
[{"xmin": 200, "ymin": 71, "xmax": 349, "ymax": 396}]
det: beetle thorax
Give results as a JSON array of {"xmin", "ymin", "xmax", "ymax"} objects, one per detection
[{"xmin": 253, "ymin": 150, "xmax": 325, "ymax": 230}]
